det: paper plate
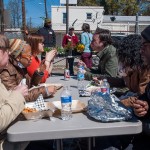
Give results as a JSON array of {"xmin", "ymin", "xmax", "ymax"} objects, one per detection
[
  {"xmin": 52, "ymin": 100, "xmax": 86, "ymax": 113},
  {"xmin": 22, "ymin": 102, "xmax": 56, "ymax": 120}
]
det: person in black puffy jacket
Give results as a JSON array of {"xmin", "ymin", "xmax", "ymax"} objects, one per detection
[{"xmin": 38, "ymin": 18, "xmax": 56, "ymax": 60}]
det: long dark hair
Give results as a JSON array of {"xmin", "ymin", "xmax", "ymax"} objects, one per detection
[
  {"xmin": 27, "ymin": 34, "xmax": 44, "ymax": 55},
  {"xmin": 82, "ymin": 23, "xmax": 90, "ymax": 33},
  {"xmin": 117, "ymin": 34, "xmax": 143, "ymax": 69}
]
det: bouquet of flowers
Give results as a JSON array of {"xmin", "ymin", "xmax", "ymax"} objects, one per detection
[
  {"xmin": 76, "ymin": 43, "xmax": 85, "ymax": 53},
  {"xmin": 64, "ymin": 41, "xmax": 72, "ymax": 51}
]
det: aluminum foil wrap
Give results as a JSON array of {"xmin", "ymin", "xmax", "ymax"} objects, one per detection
[{"xmin": 87, "ymin": 92, "xmax": 132, "ymax": 122}]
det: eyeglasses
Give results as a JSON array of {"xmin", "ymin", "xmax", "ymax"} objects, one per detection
[{"xmin": 21, "ymin": 54, "xmax": 31, "ymax": 60}]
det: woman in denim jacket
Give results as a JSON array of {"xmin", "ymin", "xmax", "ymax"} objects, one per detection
[{"xmin": 80, "ymin": 23, "xmax": 93, "ymax": 68}]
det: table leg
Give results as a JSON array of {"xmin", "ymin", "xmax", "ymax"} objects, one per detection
[
  {"xmin": 93, "ymin": 137, "xmax": 96, "ymax": 148},
  {"xmin": 56, "ymin": 139, "xmax": 61, "ymax": 150},
  {"xmin": 61, "ymin": 139, "xmax": 63, "ymax": 150},
  {"xmin": 88, "ymin": 137, "xmax": 91, "ymax": 150}
]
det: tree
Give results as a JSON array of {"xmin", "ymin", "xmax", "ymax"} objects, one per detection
[
  {"xmin": 102, "ymin": 0, "xmax": 139, "ymax": 15},
  {"xmin": 7, "ymin": 0, "xmax": 22, "ymax": 28},
  {"xmin": 97, "ymin": 0, "xmax": 109, "ymax": 14},
  {"xmin": 77, "ymin": 0, "xmax": 98, "ymax": 6},
  {"xmin": 106, "ymin": 0, "xmax": 120, "ymax": 15},
  {"xmin": 142, "ymin": 3, "xmax": 150, "ymax": 15},
  {"xmin": 119, "ymin": 0, "xmax": 139, "ymax": 16}
]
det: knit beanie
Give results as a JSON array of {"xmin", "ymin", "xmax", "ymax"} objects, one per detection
[
  {"xmin": 9, "ymin": 39, "xmax": 26, "ymax": 58},
  {"xmin": 141, "ymin": 25, "xmax": 150, "ymax": 42},
  {"xmin": 45, "ymin": 18, "xmax": 51, "ymax": 24}
]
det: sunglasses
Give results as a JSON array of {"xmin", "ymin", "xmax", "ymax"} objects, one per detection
[{"xmin": 21, "ymin": 53, "xmax": 31, "ymax": 60}]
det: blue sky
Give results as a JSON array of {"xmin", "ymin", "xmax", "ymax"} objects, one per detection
[
  {"xmin": 4, "ymin": 0, "xmax": 60, "ymax": 27},
  {"xmin": 4, "ymin": 0, "xmax": 150, "ymax": 27}
]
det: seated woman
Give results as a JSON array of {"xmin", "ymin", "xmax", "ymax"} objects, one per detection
[
  {"xmin": 94, "ymin": 34, "xmax": 150, "ymax": 107},
  {"xmin": 0, "ymin": 39, "xmax": 56, "ymax": 102},
  {"xmin": 26, "ymin": 34, "xmax": 57, "ymax": 83}
]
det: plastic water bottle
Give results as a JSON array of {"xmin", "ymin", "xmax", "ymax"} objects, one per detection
[
  {"xmin": 77, "ymin": 65, "xmax": 85, "ymax": 96},
  {"xmin": 77, "ymin": 65, "xmax": 84, "ymax": 81},
  {"xmin": 78, "ymin": 80, "xmax": 85, "ymax": 96},
  {"xmin": 61, "ymin": 86, "xmax": 72, "ymax": 120},
  {"xmin": 100, "ymin": 79, "xmax": 110, "ymax": 94}
]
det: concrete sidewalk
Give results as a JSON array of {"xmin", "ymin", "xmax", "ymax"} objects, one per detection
[{"xmin": 52, "ymin": 57, "xmax": 79, "ymax": 75}]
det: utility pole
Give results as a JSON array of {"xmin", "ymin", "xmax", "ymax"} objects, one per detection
[
  {"xmin": 22, "ymin": 0, "xmax": 26, "ymax": 39},
  {"xmin": 29, "ymin": 17, "xmax": 32, "ymax": 30},
  {"xmin": 135, "ymin": 0, "xmax": 141, "ymax": 34},
  {"xmin": 0, "ymin": 0, "xmax": 4, "ymax": 32},
  {"xmin": 66, "ymin": 0, "xmax": 69, "ymax": 34},
  {"xmin": 135, "ymin": 13, "xmax": 139, "ymax": 34},
  {"xmin": 65, "ymin": 0, "xmax": 69, "ymax": 69},
  {"xmin": 44, "ymin": 0, "xmax": 48, "ymax": 18}
]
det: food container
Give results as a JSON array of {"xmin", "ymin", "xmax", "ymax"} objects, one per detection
[
  {"xmin": 22, "ymin": 102, "xmax": 56, "ymax": 120},
  {"xmin": 52, "ymin": 100, "xmax": 86, "ymax": 113},
  {"xmin": 86, "ymin": 86, "xmax": 100, "ymax": 93}
]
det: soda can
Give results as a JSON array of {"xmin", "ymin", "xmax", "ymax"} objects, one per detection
[
  {"xmin": 101, "ymin": 87, "xmax": 107, "ymax": 93},
  {"xmin": 64, "ymin": 69, "xmax": 70, "ymax": 81}
]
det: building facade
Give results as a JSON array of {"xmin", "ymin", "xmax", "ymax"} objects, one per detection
[
  {"xmin": 101, "ymin": 15, "xmax": 150, "ymax": 35},
  {"xmin": 51, "ymin": 6, "xmax": 104, "ymax": 32}
]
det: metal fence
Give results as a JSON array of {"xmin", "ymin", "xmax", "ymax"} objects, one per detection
[
  {"xmin": 4, "ymin": 30, "xmax": 24, "ymax": 39},
  {"xmin": 52, "ymin": 56, "xmax": 81, "ymax": 75}
]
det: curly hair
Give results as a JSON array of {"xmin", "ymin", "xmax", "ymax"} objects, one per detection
[{"xmin": 117, "ymin": 34, "xmax": 143, "ymax": 69}]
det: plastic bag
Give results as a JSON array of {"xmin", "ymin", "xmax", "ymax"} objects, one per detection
[{"xmin": 87, "ymin": 92, "xmax": 132, "ymax": 122}]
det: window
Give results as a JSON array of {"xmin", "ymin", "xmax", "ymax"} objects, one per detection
[
  {"xmin": 63, "ymin": 13, "xmax": 67, "ymax": 24},
  {"xmin": 86, "ymin": 13, "xmax": 92, "ymax": 20}
]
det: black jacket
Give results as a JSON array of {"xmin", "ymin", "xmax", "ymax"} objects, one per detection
[{"xmin": 38, "ymin": 27, "xmax": 56, "ymax": 47}]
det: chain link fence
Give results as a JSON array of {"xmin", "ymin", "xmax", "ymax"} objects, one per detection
[{"xmin": 4, "ymin": 32, "xmax": 23, "ymax": 39}]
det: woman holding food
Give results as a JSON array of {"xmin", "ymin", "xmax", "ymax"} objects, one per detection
[{"xmin": 0, "ymin": 39, "xmax": 56, "ymax": 102}]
